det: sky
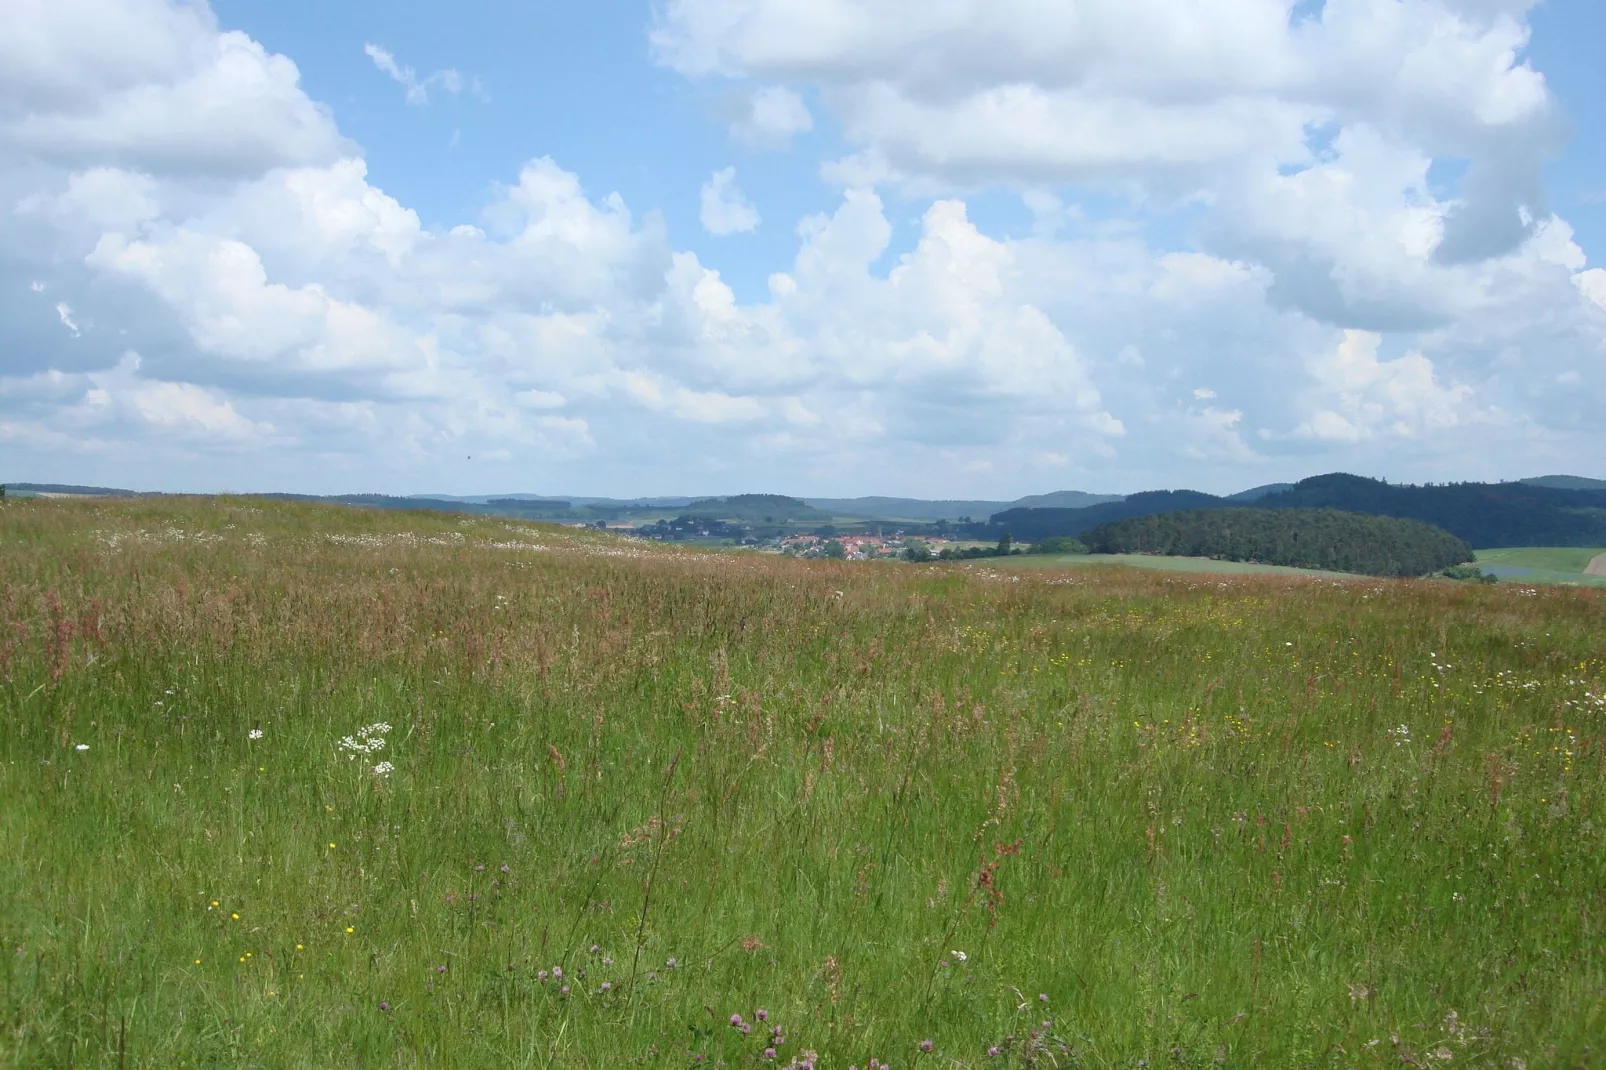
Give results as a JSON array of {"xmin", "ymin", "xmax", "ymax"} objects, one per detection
[{"xmin": 2, "ymin": 0, "xmax": 1604, "ymax": 499}]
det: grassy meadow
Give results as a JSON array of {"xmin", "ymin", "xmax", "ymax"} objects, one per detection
[{"xmin": 2, "ymin": 496, "xmax": 1604, "ymax": 1067}]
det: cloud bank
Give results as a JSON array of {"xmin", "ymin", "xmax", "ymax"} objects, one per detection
[{"xmin": 1, "ymin": 0, "xmax": 1602, "ymax": 495}]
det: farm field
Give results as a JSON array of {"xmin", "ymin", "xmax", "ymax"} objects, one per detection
[
  {"xmin": 1475, "ymin": 547, "xmax": 1606, "ymax": 587},
  {"xmin": 2, "ymin": 497, "xmax": 1605, "ymax": 1067}
]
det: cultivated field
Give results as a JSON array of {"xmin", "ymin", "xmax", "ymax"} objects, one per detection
[
  {"xmin": 1475, "ymin": 548, "xmax": 1606, "ymax": 588},
  {"xmin": 2, "ymin": 498, "xmax": 1604, "ymax": 1067}
]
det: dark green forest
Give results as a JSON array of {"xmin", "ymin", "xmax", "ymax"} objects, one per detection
[
  {"xmin": 992, "ymin": 474, "xmax": 1606, "ymax": 548},
  {"xmin": 1083, "ymin": 507, "xmax": 1474, "ymax": 577}
]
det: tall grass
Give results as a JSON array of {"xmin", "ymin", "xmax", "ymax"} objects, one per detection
[{"xmin": 2, "ymin": 496, "xmax": 1603, "ymax": 1067}]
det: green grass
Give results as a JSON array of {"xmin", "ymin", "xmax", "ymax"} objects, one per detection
[
  {"xmin": 3, "ymin": 497, "xmax": 1605, "ymax": 1067},
  {"xmin": 1474, "ymin": 547, "xmax": 1606, "ymax": 587}
]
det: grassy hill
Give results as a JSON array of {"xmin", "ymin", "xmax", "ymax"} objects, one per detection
[{"xmin": 2, "ymin": 495, "xmax": 1604, "ymax": 1064}]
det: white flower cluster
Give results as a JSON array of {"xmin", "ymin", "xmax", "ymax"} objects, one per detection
[
  {"xmin": 1387, "ymin": 724, "xmax": 1412, "ymax": 747},
  {"xmin": 248, "ymin": 729, "xmax": 263, "ymax": 740},
  {"xmin": 372, "ymin": 761, "xmax": 395, "ymax": 777},
  {"xmin": 338, "ymin": 723, "xmax": 392, "ymax": 760}
]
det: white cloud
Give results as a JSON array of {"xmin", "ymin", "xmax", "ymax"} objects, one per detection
[
  {"xmin": 1577, "ymin": 269, "xmax": 1606, "ymax": 312},
  {"xmin": 363, "ymin": 43, "xmax": 465, "ymax": 106},
  {"xmin": 3, "ymin": 0, "xmax": 348, "ymax": 176},
  {"xmin": 730, "ymin": 85, "xmax": 813, "ymax": 146},
  {"xmin": 1294, "ymin": 330, "xmax": 1488, "ymax": 442},
  {"xmin": 1, "ymin": 0, "xmax": 1603, "ymax": 496},
  {"xmin": 654, "ymin": 0, "xmax": 1565, "ymax": 323},
  {"xmin": 55, "ymin": 303, "xmax": 81, "ymax": 336},
  {"xmin": 699, "ymin": 167, "xmax": 761, "ymax": 235}
]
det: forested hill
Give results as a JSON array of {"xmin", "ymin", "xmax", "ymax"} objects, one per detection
[
  {"xmin": 990, "ymin": 474, "xmax": 1606, "ymax": 548},
  {"xmin": 1084, "ymin": 508, "xmax": 1474, "ymax": 577},
  {"xmin": 1253, "ymin": 474, "xmax": 1606, "ymax": 547},
  {"xmin": 989, "ymin": 490, "xmax": 1229, "ymax": 541}
]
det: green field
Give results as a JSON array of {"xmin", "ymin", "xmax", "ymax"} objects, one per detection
[
  {"xmin": 1475, "ymin": 547, "xmax": 1606, "ymax": 587},
  {"xmin": 3, "ymin": 497, "xmax": 1605, "ymax": 1066}
]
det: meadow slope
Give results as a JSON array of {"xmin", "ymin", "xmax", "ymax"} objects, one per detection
[{"xmin": 1, "ymin": 498, "xmax": 1603, "ymax": 1067}]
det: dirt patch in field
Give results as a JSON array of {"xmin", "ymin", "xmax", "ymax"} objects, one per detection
[{"xmin": 1586, "ymin": 554, "xmax": 1606, "ymax": 577}]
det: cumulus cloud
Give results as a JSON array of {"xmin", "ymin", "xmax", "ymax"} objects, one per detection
[
  {"xmin": 653, "ymin": 0, "xmax": 1567, "ymax": 326},
  {"xmin": 2, "ymin": 0, "xmax": 348, "ymax": 176},
  {"xmin": 1, "ymin": 0, "xmax": 1603, "ymax": 495},
  {"xmin": 729, "ymin": 85, "xmax": 813, "ymax": 146},
  {"xmin": 1293, "ymin": 330, "xmax": 1487, "ymax": 442},
  {"xmin": 699, "ymin": 167, "xmax": 761, "ymax": 235}
]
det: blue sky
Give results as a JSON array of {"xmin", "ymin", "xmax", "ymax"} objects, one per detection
[{"xmin": 3, "ymin": 0, "xmax": 1604, "ymax": 498}]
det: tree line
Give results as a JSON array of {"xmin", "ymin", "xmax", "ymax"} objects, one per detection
[{"xmin": 1082, "ymin": 507, "xmax": 1474, "ymax": 577}]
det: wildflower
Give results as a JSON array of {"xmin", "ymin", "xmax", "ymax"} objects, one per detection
[
  {"xmin": 950, "ymin": 950, "xmax": 967, "ymax": 962},
  {"xmin": 295, "ymin": 944, "xmax": 303, "ymax": 951},
  {"xmin": 329, "ymin": 843, "xmax": 336, "ymax": 849},
  {"xmin": 500, "ymin": 864, "xmax": 510, "ymax": 873},
  {"xmin": 194, "ymin": 958, "xmax": 201, "ymax": 965},
  {"xmin": 379, "ymin": 1001, "xmax": 391, "ymax": 1012},
  {"xmin": 552, "ymin": 966, "xmax": 563, "ymax": 979},
  {"xmin": 1039, "ymin": 993, "xmax": 1049, "ymax": 1002},
  {"xmin": 559, "ymin": 985, "xmax": 570, "ymax": 996},
  {"xmin": 248, "ymin": 729, "xmax": 263, "ymax": 740},
  {"xmin": 920, "ymin": 1039, "xmax": 934, "ymax": 1052},
  {"xmin": 345, "ymin": 926, "xmax": 354, "ymax": 934},
  {"xmin": 538, "ymin": 970, "xmax": 549, "ymax": 981},
  {"xmin": 231, "ymin": 913, "xmax": 240, "ymax": 920},
  {"xmin": 731, "ymin": 1014, "xmax": 744, "ymax": 1028},
  {"xmin": 75, "ymin": 744, "xmax": 89, "ymax": 752},
  {"xmin": 988, "ymin": 1047, "xmax": 1001, "ymax": 1057},
  {"xmin": 436, "ymin": 964, "xmax": 447, "ymax": 973},
  {"xmin": 757, "ymin": 1008, "xmax": 769, "ymax": 1021},
  {"xmin": 599, "ymin": 982, "xmax": 611, "ymax": 993},
  {"xmin": 764, "ymin": 1049, "xmax": 776, "ymax": 1060},
  {"xmin": 372, "ymin": 761, "xmax": 394, "ymax": 776}
]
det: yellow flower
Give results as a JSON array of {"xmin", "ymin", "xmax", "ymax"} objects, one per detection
[
  {"xmin": 239, "ymin": 956, "xmax": 246, "ymax": 962},
  {"xmin": 295, "ymin": 944, "xmax": 304, "ymax": 951},
  {"xmin": 329, "ymin": 842, "xmax": 336, "ymax": 849},
  {"xmin": 194, "ymin": 958, "xmax": 201, "ymax": 965},
  {"xmin": 345, "ymin": 926, "xmax": 354, "ymax": 934},
  {"xmin": 231, "ymin": 913, "xmax": 240, "ymax": 920}
]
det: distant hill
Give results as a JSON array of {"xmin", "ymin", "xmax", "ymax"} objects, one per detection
[
  {"xmin": 412, "ymin": 493, "xmax": 699, "ymax": 508},
  {"xmin": 1084, "ymin": 508, "xmax": 1472, "ymax": 577},
  {"xmin": 1255, "ymin": 474, "xmax": 1606, "ymax": 548},
  {"xmin": 679, "ymin": 494, "xmax": 831, "ymax": 522},
  {"xmin": 1229, "ymin": 483, "xmax": 1295, "ymax": 501},
  {"xmin": 1519, "ymin": 475, "xmax": 1606, "ymax": 491},
  {"xmin": 803, "ymin": 492, "xmax": 1117, "ymax": 521},
  {"xmin": 990, "ymin": 490, "xmax": 1229, "ymax": 540},
  {"xmin": 991, "ymin": 474, "xmax": 1606, "ymax": 549},
  {"xmin": 3, "ymin": 482, "xmax": 138, "ymax": 497}
]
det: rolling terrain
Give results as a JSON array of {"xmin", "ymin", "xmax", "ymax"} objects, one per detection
[{"xmin": 2, "ymin": 495, "xmax": 1604, "ymax": 1065}]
